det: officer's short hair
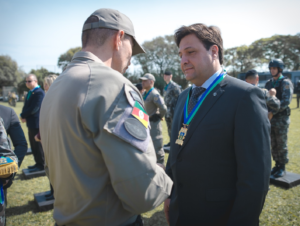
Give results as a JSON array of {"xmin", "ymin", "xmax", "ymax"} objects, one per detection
[
  {"xmin": 174, "ymin": 23, "xmax": 224, "ymax": 65},
  {"xmin": 82, "ymin": 16, "xmax": 131, "ymax": 48},
  {"xmin": 245, "ymin": 70, "xmax": 258, "ymax": 80},
  {"xmin": 26, "ymin": 74, "xmax": 37, "ymax": 81}
]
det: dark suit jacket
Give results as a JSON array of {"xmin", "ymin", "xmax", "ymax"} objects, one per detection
[
  {"xmin": 0, "ymin": 105, "xmax": 28, "ymax": 166},
  {"xmin": 21, "ymin": 87, "xmax": 45, "ymax": 129},
  {"xmin": 166, "ymin": 75, "xmax": 271, "ymax": 226}
]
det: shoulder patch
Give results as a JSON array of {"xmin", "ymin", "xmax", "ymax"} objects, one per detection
[
  {"xmin": 124, "ymin": 118, "xmax": 147, "ymax": 140},
  {"xmin": 154, "ymin": 96, "xmax": 158, "ymax": 101},
  {"xmin": 130, "ymin": 90, "xmax": 143, "ymax": 105},
  {"xmin": 124, "ymin": 84, "xmax": 135, "ymax": 107},
  {"xmin": 285, "ymin": 84, "xmax": 290, "ymax": 89}
]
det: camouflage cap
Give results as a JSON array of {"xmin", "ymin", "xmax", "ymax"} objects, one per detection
[
  {"xmin": 139, "ymin": 73, "xmax": 156, "ymax": 82},
  {"xmin": 82, "ymin": 8, "xmax": 145, "ymax": 56}
]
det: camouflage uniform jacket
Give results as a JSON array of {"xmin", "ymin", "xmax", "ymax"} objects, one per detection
[
  {"xmin": 163, "ymin": 80, "xmax": 181, "ymax": 119},
  {"xmin": 144, "ymin": 88, "xmax": 167, "ymax": 118},
  {"xmin": 260, "ymin": 88, "xmax": 280, "ymax": 114},
  {"xmin": 265, "ymin": 77, "xmax": 294, "ymax": 127}
]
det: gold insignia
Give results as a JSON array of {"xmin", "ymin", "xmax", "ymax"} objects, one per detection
[
  {"xmin": 154, "ymin": 96, "xmax": 158, "ymax": 101},
  {"xmin": 285, "ymin": 84, "xmax": 289, "ymax": 89},
  {"xmin": 175, "ymin": 124, "xmax": 188, "ymax": 146}
]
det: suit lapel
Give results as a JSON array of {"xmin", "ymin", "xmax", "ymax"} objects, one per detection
[{"xmin": 176, "ymin": 78, "xmax": 228, "ymax": 156}]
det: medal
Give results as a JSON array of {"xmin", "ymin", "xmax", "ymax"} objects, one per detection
[
  {"xmin": 176, "ymin": 71, "xmax": 227, "ymax": 146},
  {"xmin": 175, "ymin": 124, "xmax": 188, "ymax": 145}
]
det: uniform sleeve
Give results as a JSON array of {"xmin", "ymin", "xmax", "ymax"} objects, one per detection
[
  {"xmin": 228, "ymin": 87, "xmax": 271, "ymax": 225},
  {"xmin": 153, "ymin": 93, "xmax": 167, "ymax": 118},
  {"xmin": 167, "ymin": 86, "xmax": 181, "ymax": 119},
  {"xmin": 82, "ymin": 87, "xmax": 173, "ymax": 214},
  {"xmin": 276, "ymin": 80, "xmax": 293, "ymax": 114},
  {"xmin": 7, "ymin": 108, "xmax": 28, "ymax": 167}
]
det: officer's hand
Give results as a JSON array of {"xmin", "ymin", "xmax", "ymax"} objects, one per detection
[
  {"xmin": 164, "ymin": 198, "xmax": 171, "ymax": 225},
  {"xmin": 20, "ymin": 117, "xmax": 26, "ymax": 123},
  {"xmin": 268, "ymin": 112, "xmax": 273, "ymax": 120},
  {"xmin": 34, "ymin": 134, "xmax": 41, "ymax": 142},
  {"xmin": 269, "ymin": 88, "xmax": 276, "ymax": 97},
  {"xmin": 161, "ymin": 118, "xmax": 164, "ymax": 121}
]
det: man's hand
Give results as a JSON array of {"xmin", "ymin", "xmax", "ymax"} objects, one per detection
[
  {"xmin": 20, "ymin": 117, "xmax": 26, "ymax": 123},
  {"xmin": 164, "ymin": 198, "xmax": 171, "ymax": 225},
  {"xmin": 269, "ymin": 88, "xmax": 276, "ymax": 97},
  {"xmin": 34, "ymin": 134, "xmax": 41, "ymax": 142},
  {"xmin": 268, "ymin": 112, "xmax": 273, "ymax": 120}
]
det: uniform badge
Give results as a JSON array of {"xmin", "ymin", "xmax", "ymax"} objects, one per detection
[
  {"xmin": 285, "ymin": 84, "xmax": 289, "ymax": 89},
  {"xmin": 124, "ymin": 118, "xmax": 147, "ymax": 140},
  {"xmin": 154, "ymin": 96, "xmax": 158, "ymax": 101},
  {"xmin": 130, "ymin": 91, "xmax": 143, "ymax": 105},
  {"xmin": 131, "ymin": 101, "xmax": 149, "ymax": 128}
]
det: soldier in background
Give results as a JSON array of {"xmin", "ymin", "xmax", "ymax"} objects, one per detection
[
  {"xmin": 163, "ymin": 71, "xmax": 181, "ymax": 147},
  {"xmin": 140, "ymin": 73, "xmax": 167, "ymax": 165},
  {"xmin": 135, "ymin": 83, "xmax": 144, "ymax": 95},
  {"xmin": 265, "ymin": 59, "xmax": 293, "ymax": 178},
  {"xmin": 245, "ymin": 69, "xmax": 280, "ymax": 120}
]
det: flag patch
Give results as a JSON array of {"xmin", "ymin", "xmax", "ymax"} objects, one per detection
[{"xmin": 131, "ymin": 101, "xmax": 149, "ymax": 128}]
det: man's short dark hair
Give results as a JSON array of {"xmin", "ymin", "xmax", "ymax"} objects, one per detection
[
  {"xmin": 245, "ymin": 70, "xmax": 258, "ymax": 80},
  {"xmin": 174, "ymin": 23, "xmax": 224, "ymax": 65},
  {"xmin": 164, "ymin": 71, "xmax": 172, "ymax": 76},
  {"xmin": 81, "ymin": 16, "xmax": 131, "ymax": 48},
  {"xmin": 135, "ymin": 83, "xmax": 143, "ymax": 91}
]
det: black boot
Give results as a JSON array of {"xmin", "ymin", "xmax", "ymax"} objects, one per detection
[
  {"xmin": 272, "ymin": 164, "xmax": 285, "ymax": 178},
  {"xmin": 271, "ymin": 162, "xmax": 280, "ymax": 175}
]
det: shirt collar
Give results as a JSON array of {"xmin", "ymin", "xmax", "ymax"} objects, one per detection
[
  {"xmin": 72, "ymin": 51, "xmax": 104, "ymax": 64},
  {"xmin": 31, "ymin": 85, "xmax": 39, "ymax": 92},
  {"xmin": 192, "ymin": 69, "xmax": 222, "ymax": 89}
]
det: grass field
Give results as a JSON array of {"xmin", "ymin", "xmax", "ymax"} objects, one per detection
[{"xmin": 1, "ymin": 96, "xmax": 299, "ymax": 226}]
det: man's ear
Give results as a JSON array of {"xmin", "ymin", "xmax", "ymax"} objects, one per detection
[
  {"xmin": 211, "ymin": 45, "xmax": 219, "ymax": 60},
  {"xmin": 113, "ymin": 30, "xmax": 125, "ymax": 51}
]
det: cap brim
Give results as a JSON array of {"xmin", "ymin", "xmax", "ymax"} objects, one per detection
[{"xmin": 132, "ymin": 37, "xmax": 145, "ymax": 56}]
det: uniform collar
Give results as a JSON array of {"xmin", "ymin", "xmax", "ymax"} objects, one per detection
[
  {"xmin": 192, "ymin": 69, "xmax": 222, "ymax": 89},
  {"xmin": 72, "ymin": 51, "xmax": 104, "ymax": 64}
]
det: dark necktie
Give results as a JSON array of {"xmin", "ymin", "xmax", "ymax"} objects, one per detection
[{"xmin": 188, "ymin": 87, "xmax": 206, "ymax": 114}]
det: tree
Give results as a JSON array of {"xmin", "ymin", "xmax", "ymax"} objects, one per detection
[
  {"xmin": 57, "ymin": 47, "xmax": 81, "ymax": 70},
  {"xmin": 132, "ymin": 35, "xmax": 188, "ymax": 91},
  {"xmin": 251, "ymin": 35, "xmax": 300, "ymax": 71},
  {"xmin": 224, "ymin": 45, "xmax": 258, "ymax": 77},
  {"xmin": 0, "ymin": 55, "xmax": 25, "ymax": 87}
]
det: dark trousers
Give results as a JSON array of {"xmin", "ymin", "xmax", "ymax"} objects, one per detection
[
  {"xmin": 28, "ymin": 128, "xmax": 44, "ymax": 169},
  {"xmin": 297, "ymin": 95, "xmax": 300, "ymax": 108}
]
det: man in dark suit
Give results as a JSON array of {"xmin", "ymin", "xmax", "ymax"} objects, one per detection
[
  {"xmin": 164, "ymin": 24, "xmax": 271, "ymax": 226},
  {"xmin": 20, "ymin": 74, "xmax": 45, "ymax": 172}
]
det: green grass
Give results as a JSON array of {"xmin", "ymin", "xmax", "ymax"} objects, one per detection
[{"xmin": 1, "ymin": 96, "xmax": 300, "ymax": 226}]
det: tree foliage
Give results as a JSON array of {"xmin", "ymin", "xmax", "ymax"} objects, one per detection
[
  {"xmin": 132, "ymin": 35, "xmax": 188, "ymax": 91},
  {"xmin": 0, "ymin": 55, "xmax": 25, "ymax": 88},
  {"xmin": 224, "ymin": 34, "xmax": 300, "ymax": 76},
  {"xmin": 57, "ymin": 47, "xmax": 81, "ymax": 70}
]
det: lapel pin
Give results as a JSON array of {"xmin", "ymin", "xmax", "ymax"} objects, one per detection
[{"xmin": 213, "ymin": 92, "xmax": 217, "ymax": 96}]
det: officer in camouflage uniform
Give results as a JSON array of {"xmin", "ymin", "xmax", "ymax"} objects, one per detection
[
  {"xmin": 265, "ymin": 59, "xmax": 294, "ymax": 178},
  {"xmin": 163, "ymin": 71, "xmax": 181, "ymax": 147},
  {"xmin": 245, "ymin": 69, "xmax": 280, "ymax": 120},
  {"xmin": 140, "ymin": 73, "xmax": 167, "ymax": 165}
]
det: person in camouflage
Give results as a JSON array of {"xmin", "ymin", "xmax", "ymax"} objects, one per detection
[
  {"xmin": 140, "ymin": 73, "xmax": 167, "ymax": 165},
  {"xmin": 163, "ymin": 71, "xmax": 181, "ymax": 147},
  {"xmin": 245, "ymin": 69, "xmax": 280, "ymax": 120},
  {"xmin": 265, "ymin": 59, "xmax": 294, "ymax": 178}
]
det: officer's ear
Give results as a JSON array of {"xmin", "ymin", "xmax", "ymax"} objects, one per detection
[{"xmin": 113, "ymin": 30, "xmax": 125, "ymax": 51}]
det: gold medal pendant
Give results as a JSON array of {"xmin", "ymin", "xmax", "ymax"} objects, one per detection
[{"xmin": 175, "ymin": 124, "xmax": 188, "ymax": 146}]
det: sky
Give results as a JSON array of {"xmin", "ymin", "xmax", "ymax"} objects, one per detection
[{"xmin": 0, "ymin": 0, "xmax": 299, "ymax": 74}]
